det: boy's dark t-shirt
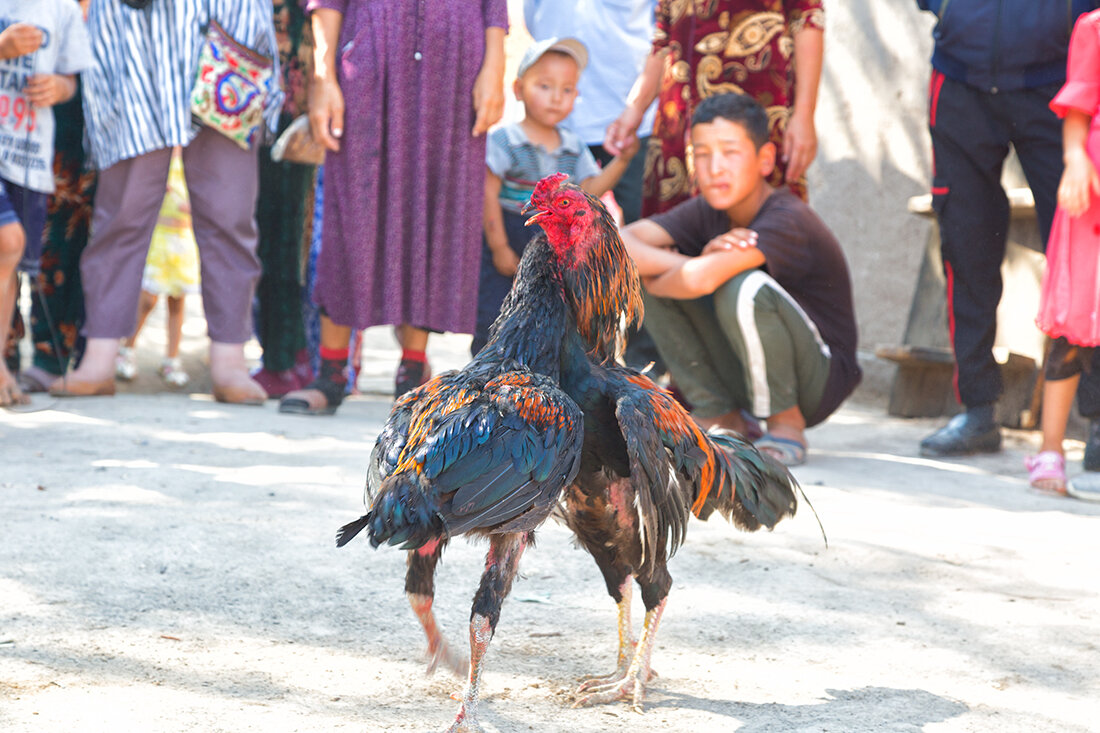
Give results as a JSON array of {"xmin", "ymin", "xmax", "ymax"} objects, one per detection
[{"xmin": 648, "ymin": 190, "xmax": 862, "ymax": 424}]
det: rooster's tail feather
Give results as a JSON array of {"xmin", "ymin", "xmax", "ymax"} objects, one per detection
[
  {"xmin": 335, "ymin": 513, "xmax": 372, "ymax": 548},
  {"xmin": 706, "ymin": 429, "xmax": 798, "ymax": 531}
]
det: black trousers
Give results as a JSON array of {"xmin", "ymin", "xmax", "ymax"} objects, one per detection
[{"xmin": 928, "ymin": 72, "xmax": 1066, "ymax": 409}]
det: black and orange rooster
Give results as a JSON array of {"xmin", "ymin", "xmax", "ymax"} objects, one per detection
[
  {"xmin": 333, "ymin": 173, "xmax": 645, "ymax": 732},
  {"xmin": 522, "ymin": 175, "xmax": 800, "ymax": 712}
]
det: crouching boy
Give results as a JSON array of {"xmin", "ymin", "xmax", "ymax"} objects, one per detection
[{"xmin": 621, "ymin": 93, "xmax": 861, "ymax": 465}]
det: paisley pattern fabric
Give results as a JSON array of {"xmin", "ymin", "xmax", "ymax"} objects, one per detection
[
  {"xmin": 643, "ymin": 0, "xmax": 824, "ymax": 215},
  {"xmin": 27, "ymin": 90, "xmax": 96, "ymax": 376}
]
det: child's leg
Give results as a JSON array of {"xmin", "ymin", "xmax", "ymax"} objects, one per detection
[
  {"xmin": 1039, "ymin": 338, "xmax": 1088, "ymax": 456},
  {"xmin": 1029, "ymin": 338, "xmax": 1089, "ymax": 493},
  {"xmin": 125, "ymin": 290, "xmax": 159, "ymax": 349},
  {"xmin": 0, "ymin": 220, "xmax": 27, "ymax": 405},
  {"xmin": 1040, "ymin": 374, "xmax": 1080, "ymax": 455},
  {"xmin": 165, "ymin": 294, "xmax": 184, "ymax": 360}
]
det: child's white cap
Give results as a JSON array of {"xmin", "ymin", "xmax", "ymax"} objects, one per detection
[{"xmin": 516, "ymin": 37, "xmax": 588, "ymax": 79}]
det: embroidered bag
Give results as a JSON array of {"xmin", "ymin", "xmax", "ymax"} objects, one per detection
[{"xmin": 190, "ymin": 20, "xmax": 274, "ymax": 150}]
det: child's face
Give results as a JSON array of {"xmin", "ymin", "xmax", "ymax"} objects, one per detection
[
  {"xmin": 689, "ymin": 118, "xmax": 775, "ymax": 212},
  {"xmin": 514, "ymin": 53, "xmax": 581, "ymax": 130}
]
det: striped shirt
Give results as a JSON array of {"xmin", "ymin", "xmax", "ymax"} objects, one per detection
[
  {"xmin": 82, "ymin": 0, "xmax": 283, "ymax": 171},
  {"xmin": 487, "ymin": 122, "xmax": 600, "ymax": 213}
]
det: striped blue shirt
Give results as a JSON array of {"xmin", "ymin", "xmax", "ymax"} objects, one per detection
[
  {"xmin": 82, "ymin": 0, "xmax": 283, "ymax": 171},
  {"xmin": 487, "ymin": 122, "xmax": 601, "ymax": 213}
]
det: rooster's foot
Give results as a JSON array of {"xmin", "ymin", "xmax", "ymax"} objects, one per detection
[
  {"xmin": 442, "ymin": 709, "xmax": 484, "ymax": 733},
  {"xmin": 572, "ymin": 672, "xmax": 649, "ymax": 713},
  {"xmin": 576, "ymin": 665, "xmax": 656, "ymax": 692},
  {"xmin": 426, "ymin": 640, "xmax": 468, "ymax": 679}
]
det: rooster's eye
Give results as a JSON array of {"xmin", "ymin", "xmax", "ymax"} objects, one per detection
[{"xmin": 556, "ymin": 198, "xmax": 570, "ymax": 208}]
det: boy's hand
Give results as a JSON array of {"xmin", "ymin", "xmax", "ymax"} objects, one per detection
[
  {"xmin": 703, "ymin": 227, "xmax": 758, "ymax": 254},
  {"xmin": 618, "ymin": 134, "xmax": 641, "ymax": 162},
  {"xmin": 1058, "ymin": 149, "xmax": 1100, "ymax": 219},
  {"xmin": 490, "ymin": 246, "xmax": 520, "ymax": 277},
  {"xmin": 604, "ymin": 106, "xmax": 642, "ymax": 158},
  {"xmin": 25, "ymin": 74, "xmax": 75, "ymax": 109},
  {"xmin": 0, "ymin": 23, "xmax": 43, "ymax": 59}
]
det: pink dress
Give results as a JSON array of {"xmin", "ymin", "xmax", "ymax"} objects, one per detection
[{"xmin": 1037, "ymin": 10, "xmax": 1100, "ymax": 346}]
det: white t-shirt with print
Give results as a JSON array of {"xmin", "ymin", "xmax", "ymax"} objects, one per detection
[{"xmin": 0, "ymin": 0, "xmax": 91, "ymax": 193}]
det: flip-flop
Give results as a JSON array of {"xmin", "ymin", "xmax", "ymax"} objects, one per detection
[
  {"xmin": 16, "ymin": 366, "xmax": 57, "ymax": 393},
  {"xmin": 278, "ymin": 387, "xmax": 340, "ymax": 416},
  {"xmin": 754, "ymin": 433, "xmax": 807, "ymax": 467}
]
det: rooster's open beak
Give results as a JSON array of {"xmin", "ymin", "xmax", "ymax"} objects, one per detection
[{"xmin": 521, "ymin": 200, "xmax": 547, "ymax": 226}]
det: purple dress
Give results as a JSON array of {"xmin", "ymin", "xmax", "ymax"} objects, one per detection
[{"xmin": 306, "ymin": 0, "xmax": 508, "ymax": 333}]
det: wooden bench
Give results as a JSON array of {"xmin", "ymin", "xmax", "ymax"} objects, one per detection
[{"xmin": 876, "ymin": 189, "xmax": 1046, "ymax": 428}]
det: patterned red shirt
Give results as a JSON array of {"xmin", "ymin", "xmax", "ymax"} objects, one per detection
[{"xmin": 643, "ymin": 0, "xmax": 824, "ymax": 215}]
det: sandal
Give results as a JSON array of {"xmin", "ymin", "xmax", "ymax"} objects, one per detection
[
  {"xmin": 158, "ymin": 357, "xmax": 190, "ymax": 388},
  {"xmin": 754, "ymin": 433, "xmax": 807, "ymax": 467},
  {"xmin": 279, "ymin": 360, "xmax": 346, "ymax": 416},
  {"xmin": 1025, "ymin": 451, "xmax": 1067, "ymax": 496},
  {"xmin": 17, "ymin": 365, "xmax": 57, "ymax": 393},
  {"xmin": 395, "ymin": 358, "xmax": 431, "ymax": 399},
  {"xmin": 116, "ymin": 346, "xmax": 137, "ymax": 381}
]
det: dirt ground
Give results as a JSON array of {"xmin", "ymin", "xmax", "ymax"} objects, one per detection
[{"xmin": 2, "ymin": 324, "xmax": 1099, "ymax": 733}]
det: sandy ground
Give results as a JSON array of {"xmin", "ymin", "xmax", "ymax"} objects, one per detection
[{"xmin": 2, "ymin": 320, "xmax": 1099, "ymax": 733}]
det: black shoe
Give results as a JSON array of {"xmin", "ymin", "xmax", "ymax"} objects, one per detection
[
  {"xmin": 919, "ymin": 411, "xmax": 1001, "ymax": 457},
  {"xmin": 1084, "ymin": 419, "xmax": 1100, "ymax": 472}
]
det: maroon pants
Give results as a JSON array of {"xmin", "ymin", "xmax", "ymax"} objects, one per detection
[{"xmin": 80, "ymin": 127, "xmax": 261, "ymax": 343}]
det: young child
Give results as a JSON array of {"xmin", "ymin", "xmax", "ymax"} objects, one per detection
[
  {"xmin": 115, "ymin": 148, "xmax": 200, "ymax": 388},
  {"xmin": 620, "ymin": 93, "xmax": 861, "ymax": 466},
  {"xmin": 0, "ymin": 5, "xmax": 91, "ymax": 406},
  {"xmin": 1027, "ymin": 9, "xmax": 1100, "ymax": 500},
  {"xmin": 473, "ymin": 37, "xmax": 639, "ymax": 354}
]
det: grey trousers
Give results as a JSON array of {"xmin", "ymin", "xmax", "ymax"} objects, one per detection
[
  {"xmin": 80, "ymin": 127, "xmax": 261, "ymax": 343},
  {"xmin": 643, "ymin": 269, "xmax": 830, "ymax": 420}
]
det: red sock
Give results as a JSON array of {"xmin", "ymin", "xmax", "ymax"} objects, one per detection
[
  {"xmin": 401, "ymin": 349, "xmax": 427, "ymax": 363},
  {"xmin": 320, "ymin": 346, "xmax": 350, "ymax": 362}
]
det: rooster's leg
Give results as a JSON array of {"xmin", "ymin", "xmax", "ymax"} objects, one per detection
[
  {"xmin": 406, "ymin": 541, "xmax": 467, "ymax": 678},
  {"xmin": 446, "ymin": 532, "xmax": 529, "ymax": 733},
  {"xmin": 574, "ymin": 572, "xmax": 670, "ymax": 713},
  {"xmin": 577, "ymin": 577, "xmax": 635, "ymax": 689}
]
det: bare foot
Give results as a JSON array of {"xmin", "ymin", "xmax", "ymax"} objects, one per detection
[
  {"xmin": 693, "ymin": 408, "xmax": 749, "ymax": 434},
  {"xmin": 0, "ymin": 365, "xmax": 29, "ymax": 406},
  {"xmin": 209, "ymin": 342, "xmax": 266, "ymax": 405}
]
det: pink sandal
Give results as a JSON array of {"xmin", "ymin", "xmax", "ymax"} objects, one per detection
[{"xmin": 1025, "ymin": 451, "xmax": 1067, "ymax": 496}]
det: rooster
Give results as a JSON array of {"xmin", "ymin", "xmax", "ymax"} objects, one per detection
[
  {"xmin": 333, "ymin": 174, "xmax": 644, "ymax": 733},
  {"xmin": 335, "ymin": 174, "xmax": 797, "ymax": 730},
  {"xmin": 522, "ymin": 175, "xmax": 800, "ymax": 712}
]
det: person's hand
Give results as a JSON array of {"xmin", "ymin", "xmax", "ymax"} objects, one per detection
[
  {"xmin": 782, "ymin": 108, "xmax": 817, "ymax": 183},
  {"xmin": 604, "ymin": 105, "xmax": 644, "ymax": 157},
  {"xmin": 617, "ymin": 133, "xmax": 642, "ymax": 162},
  {"xmin": 471, "ymin": 60, "xmax": 504, "ymax": 137},
  {"xmin": 25, "ymin": 74, "xmax": 74, "ymax": 109},
  {"xmin": 0, "ymin": 23, "xmax": 43, "ymax": 59},
  {"xmin": 1058, "ymin": 148, "xmax": 1100, "ymax": 218},
  {"xmin": 490, "ymin": 246, "xmax": 520, "ymax": 277},
  {"xmin": 702, "ymin": 227, "xmax": 758, "ymax": 254},
  {"xmin": 308, "ymin": 75, "xmax": 344, "ymax": 152}
]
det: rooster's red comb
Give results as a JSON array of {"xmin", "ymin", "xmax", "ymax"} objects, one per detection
[{"xmin": 532, "ymin": 172, "xmax": 569, "ymax": 199}]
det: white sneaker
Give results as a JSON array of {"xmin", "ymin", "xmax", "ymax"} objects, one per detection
[
  {"xmin": 159, "ymin": 358, "xmax": 190, "ymax": 388},
  {"xmin": 1067, "ymin": 473, "xmax": 1100, "ymax": 503},
  {"xmin": 115, "ymin": 347, "xmax": 137, "ymax": 381}
]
